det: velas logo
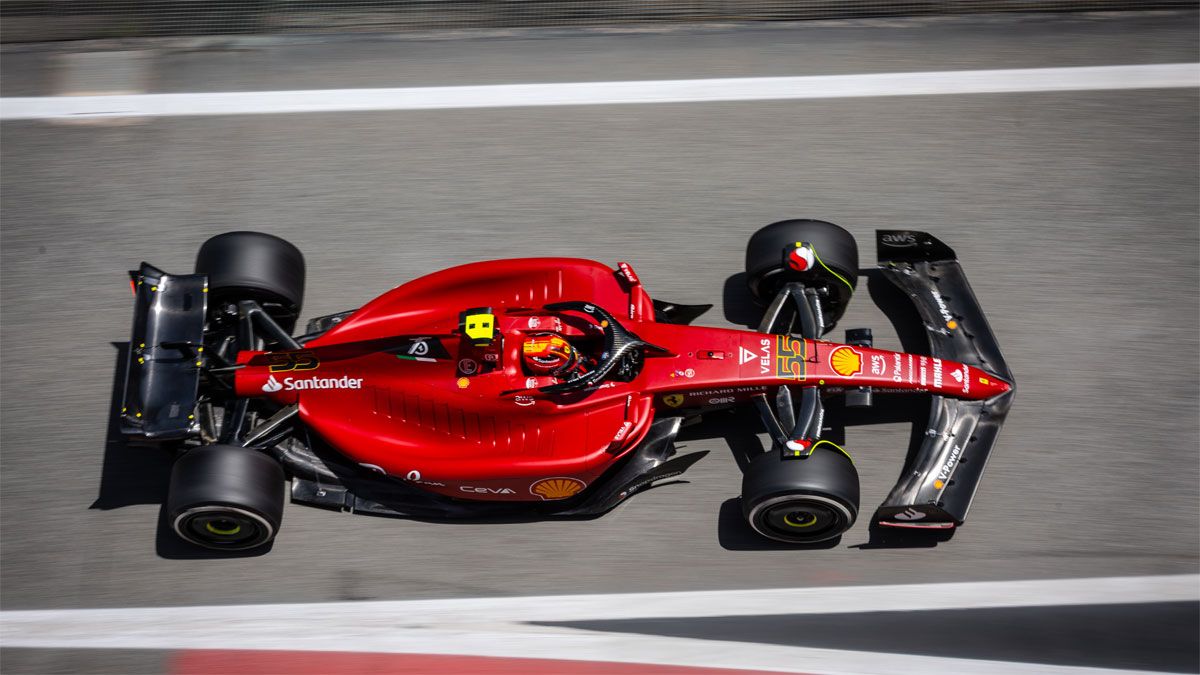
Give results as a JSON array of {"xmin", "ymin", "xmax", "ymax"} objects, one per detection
[{"xmin": 263, "ymin": 375, "xmax": 364, "ymax": 392}]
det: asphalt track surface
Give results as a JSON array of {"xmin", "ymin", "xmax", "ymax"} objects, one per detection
[{"xmin": 2, "ymin": 9, "xmax": 1199, "ymax": 673}]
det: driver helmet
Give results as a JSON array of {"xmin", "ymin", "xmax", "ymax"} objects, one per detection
[{"xmin": 522, "ymin": 332, "xmax": 578, "ymax": 377}]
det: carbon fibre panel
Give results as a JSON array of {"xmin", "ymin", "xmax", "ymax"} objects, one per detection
[{"xmin": 874, "ymin": 231, "xmax": 1014, "ymax": 526}]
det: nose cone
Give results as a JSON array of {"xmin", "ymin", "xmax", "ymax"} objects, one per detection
[{"xmin": 972, "ymin": 367, "xmax": 1013, "ymax": 399}]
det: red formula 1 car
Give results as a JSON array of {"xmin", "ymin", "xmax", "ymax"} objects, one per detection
[{"xmin": 121, "ymin": 220, "xmax": 1013, "ymax": 550}]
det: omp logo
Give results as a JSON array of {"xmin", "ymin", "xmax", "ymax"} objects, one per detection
[
  {"xmin": 612, "ymin": 421, "xmax": 634, "ymax": 442},
  {"xmin": 895, "ymin": 508, "xmax": 925, "ymax": 521},
  {"xmin": 265, "ymin": 376, "xmax": 364, "ymax": 392},
  {"xmin": 617, "ymin": 262, "xmax": 640, "ymax": 285},
  {"xmin": 881, "ymin": 232, "xmax": 918, "ymax": 247}
]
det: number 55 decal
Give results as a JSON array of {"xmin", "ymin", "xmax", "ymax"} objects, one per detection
[{"xmin": 267, "ymin": 350, "xmax": 320, "ymax": 372}]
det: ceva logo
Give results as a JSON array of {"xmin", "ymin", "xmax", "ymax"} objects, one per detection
[{"xmin": 262, "ymin": 375, "xmax": 283, "ymax": 393}]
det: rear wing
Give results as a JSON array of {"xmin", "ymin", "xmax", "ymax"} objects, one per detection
[
  {"xmin": 873, "ymin": 231, "xmax": 1015, "ymax": 528},
  {"xmin": 120, "ymin": 263, "xmax": 207, "ymax": 441}
]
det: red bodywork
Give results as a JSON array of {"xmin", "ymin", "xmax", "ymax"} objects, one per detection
[{"xmin": 234, "ymin": 259, "xmax": 1010, "ymax": 502}]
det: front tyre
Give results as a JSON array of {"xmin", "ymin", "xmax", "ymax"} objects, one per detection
[
  {"xmin": 745, "ymin": 219, "xmax": 858, "ymax": 332},
  {"xmin": 167, "ymin": 444, "xmax": 285, "ymax": 551},
  {"xmin": 741, "ymin": 443, "xmax": 859, "ymax": 544}
]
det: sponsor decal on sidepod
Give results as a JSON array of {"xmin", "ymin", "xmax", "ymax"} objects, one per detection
[{"xmin": 262, "ymin": 374, "xmax": 364, "ymax": 393}]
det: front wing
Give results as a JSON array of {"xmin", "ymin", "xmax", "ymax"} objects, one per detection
[{"xmin": 873, "ymin": 231, "xmax": 1015, "ymax": 529}]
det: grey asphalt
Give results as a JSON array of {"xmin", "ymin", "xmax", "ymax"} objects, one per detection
[{"xmin": 1, "ymin": 7, "xmax": 1197, "ymax": 643}]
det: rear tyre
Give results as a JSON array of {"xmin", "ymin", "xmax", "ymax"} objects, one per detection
[
  {"xmin": 167, "ymin": 444, "xmax": 285, "ymax": 551},
  {"xmin": 741, "ymin": 444, "xmax": 859, "ymax": 544},
  {"xmin": 196, "ymin": 231, "xmax": 305, "ymax": 334},
  {"xmin": 745, "ymin": 219, "xmax": 858, "ymax": 332}
]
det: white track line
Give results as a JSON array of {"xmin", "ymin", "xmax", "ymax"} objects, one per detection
[
  {"xmin": 2, "ymin": 575, "xmax": 1195, "ymax": 674},
  {"xmin": 2, "ymin": 63, "xmax": 1196, "ymax": 120}
]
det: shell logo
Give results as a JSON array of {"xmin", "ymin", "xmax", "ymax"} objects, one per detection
[
  {"xmin": 530, "ymin": 477, "xmax": 586, "ymax": 500},
  {"xmin": 828, "ymin": 346, "xmax": 863, "ymax": 377}
]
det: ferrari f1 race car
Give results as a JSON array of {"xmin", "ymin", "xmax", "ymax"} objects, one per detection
[{"xmin": 120, "ymin": 220, "xmax": 1013, "ymax": 550}]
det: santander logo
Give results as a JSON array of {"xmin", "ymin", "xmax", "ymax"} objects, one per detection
[{"xmin": 262, "ymin": 374, "xmax": 363, "ymax": 393}]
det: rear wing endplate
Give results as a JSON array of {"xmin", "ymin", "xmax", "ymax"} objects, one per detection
[
  {"xmin": 120, "ymin": 263, "xmax": 207, "ymax": 440},
  {"xmin": 874, "ymin": 230, "xmax": 1015, "ymax": 528}
]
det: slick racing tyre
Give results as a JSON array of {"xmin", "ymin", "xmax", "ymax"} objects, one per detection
[
  {"xmin": 167, "ymin": 444, "xmax": 285, "ymax": 551},
  {"xmin": 196, "ymin": 231, "xmax": 305, "ymax": 333},
  {"xmin": 745, "ymin": 219, "xmax": 858, "ymax": 332},
  {"xmin": 741, "ymin": 443, "xmax": 859, "ymax": 544}
]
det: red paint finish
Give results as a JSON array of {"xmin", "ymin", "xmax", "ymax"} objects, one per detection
[
  {"xmin": 232, "ymin": 258, "xmax": 1011, "ymax": 502},
  {"xmin": 172, "ymin": 650, "xmax": 799, "ymax": 675}
]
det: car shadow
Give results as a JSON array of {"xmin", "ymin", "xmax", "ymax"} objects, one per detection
[
  {"xmin": 722, "ymin": 272, "xmax": 762, "ymax": 328},
  {"xmin": 93, "ymin": 342, "xmax": 273, "ymax": 559},
  {"xmin": 91, "ymin": 342, "xmax": 174, "ymax": 511}
]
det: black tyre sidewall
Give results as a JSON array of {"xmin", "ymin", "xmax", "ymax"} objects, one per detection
[
  {"xmin": 167, "ymin": 444, "xmax": 285, "ymax": 551},
  {"xmin": 745, "ymin": 219, "xmax": 859, "ymax": 329},
  {"xmin": 741, "ymin": 445, "xmax": 860, "ymax": 544},
  {"xmin": 195, "ymin": 231, "xmax": 305, "ymax": 331}
]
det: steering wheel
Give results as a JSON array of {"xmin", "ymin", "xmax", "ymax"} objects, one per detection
[{"xmin": 533, "ymin": 301, "xmax": 657, "ymax": 395}]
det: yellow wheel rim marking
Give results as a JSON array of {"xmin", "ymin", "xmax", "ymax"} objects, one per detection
[
  {"xmin": 784, "ymin": 513, "xmax": 818, "ymax": 528},
  {"xmin": 205, "ymin": 522, "xmax": 242, "ymax": 536}
]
